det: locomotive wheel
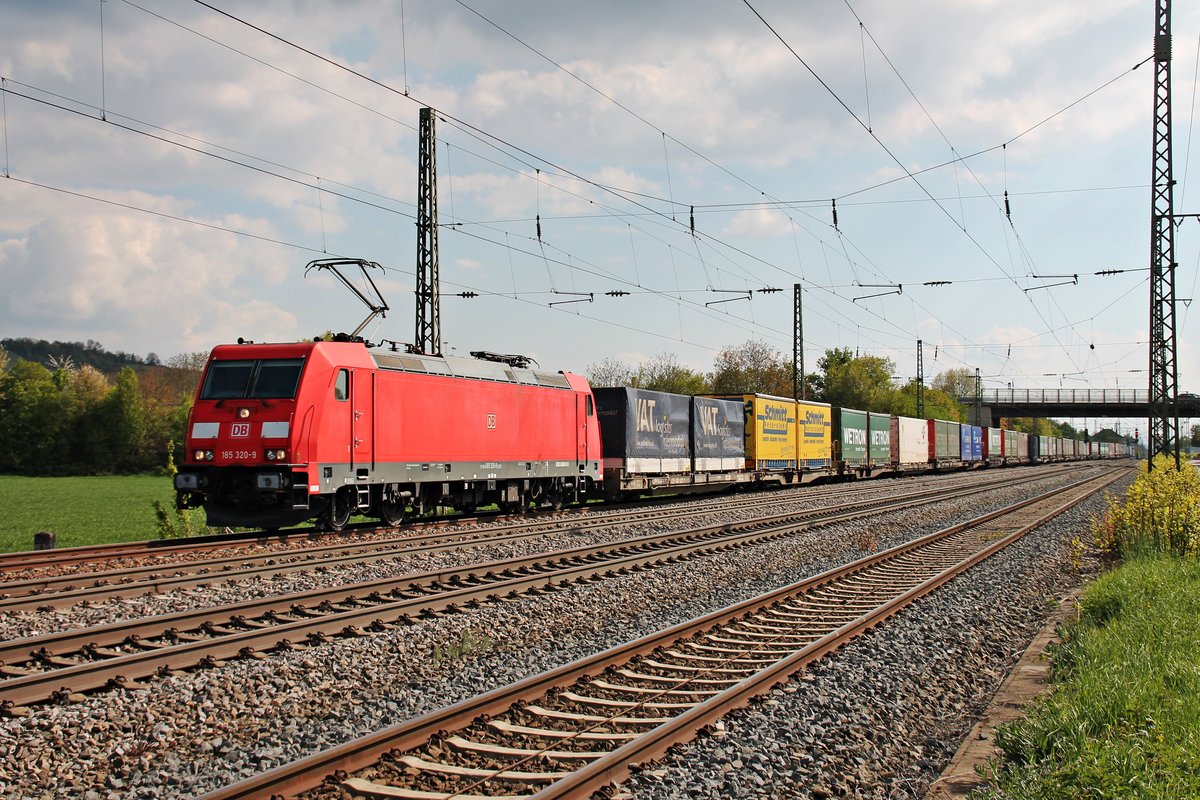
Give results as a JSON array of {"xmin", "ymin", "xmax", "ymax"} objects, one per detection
[
  {"xmin": 378, "ymin": 499, "xmax": 407, "ymax": 527},
  {"xmin": 323, "ymin": 489, "xmax": 354, "ymax": 531}
]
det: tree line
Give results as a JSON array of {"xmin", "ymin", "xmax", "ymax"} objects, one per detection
[
  {"xmin": 587, "ymin": 341, "xmax": 1096, "ymax": 440},
  {"xmin": 0, "ymin": 345, "xmax": 206, "ymax": 475},
  {"xmin": 0, "ymin": 338, "xmax": 1116, "ymax": 477}
]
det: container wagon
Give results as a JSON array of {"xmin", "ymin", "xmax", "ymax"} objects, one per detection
[
  {"xmin": 890, "ymin": 415, "xmax": 929, "ymax": 472},
  {"xmin": 960, "ymin": 424, "xmax": 983, "ymax": 466},
  {"xmin": 928, "ymin": 419, "xmax": 961, "ymax": 468}
]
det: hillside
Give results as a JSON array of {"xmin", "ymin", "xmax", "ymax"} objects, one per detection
[{"xmin": 2, "ymin": 337, "xmax": 160, "ymax": 374}]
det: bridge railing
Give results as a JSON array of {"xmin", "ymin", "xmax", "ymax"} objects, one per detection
[{"xmin": 972, "ymin": 389, "xmax": 1151, "ymax": 405}]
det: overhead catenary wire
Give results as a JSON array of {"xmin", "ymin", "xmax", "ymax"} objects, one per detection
[
  {"xmin": 5, "ymin": 2, "xmax": 1153, "ymax": 388},
  {"xmin": 744, "ymin": 0, "xmax": 1101, "ymax": 377},
  {"xmin": 187, "ymin": 0, "xmax": 1145, "ymax": 386}
]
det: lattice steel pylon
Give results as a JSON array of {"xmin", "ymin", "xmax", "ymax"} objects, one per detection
[
  {"xmin": 793, "ymin": 284, "xmax": 805, "ymax": 400},
  {"xmin": 916, "ymin": 340, "xmax": 925, "ymax": 419},
  {"xmin": 1149, "ymin": 0, "xmax": 1181, "ymax": 469},
  {"xmin": 415, "ymin": 107, "xmax": 442, "ymax": 356}
]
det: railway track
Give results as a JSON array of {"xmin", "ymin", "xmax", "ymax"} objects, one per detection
[
  {"xmin": 0, "ymin": 467, "xmax": 1080, "ymax": 610},
  {"xmin": 194, "ymin": 467, "xmax": 1123, "ymax": 800},
  {"xmin": 0, "ymin": 468, "xmax": 1083, "ymax": 712}
]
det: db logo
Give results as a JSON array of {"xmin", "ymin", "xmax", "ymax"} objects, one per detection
[
  {"xmin": 486, "ymin": 414, "xmax": 497, "ymax": 429},
  {"xmin": 230, "ymin": 422, "xmax": 251, "ymax": 438}
]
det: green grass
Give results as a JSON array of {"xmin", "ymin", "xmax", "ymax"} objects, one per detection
[
  {"xmin": 0, "ymin": 474, "xmax": 179, "ymax": 552},
  {"xmin": 978, "ymin": 555, "xmax": 1200, "ymax": 800}
]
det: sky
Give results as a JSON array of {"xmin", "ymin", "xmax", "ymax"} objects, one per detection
[{"xmin": 2, "ymin": 0, "xmax": 1199, "ymax": 433}]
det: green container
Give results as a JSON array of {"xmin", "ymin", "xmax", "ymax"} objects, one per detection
[
  {"xmin": 834, "ymin": 407, "xmax": 869, "ymax": 467},
  {"xmin": 867, "ymin": 412, "xmax": 891, "ymax": 464}
]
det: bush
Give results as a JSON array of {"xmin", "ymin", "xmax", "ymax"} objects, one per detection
[{"xmin": 1091, "ymin": 456, "xmax": 1200, "ymax": 559}]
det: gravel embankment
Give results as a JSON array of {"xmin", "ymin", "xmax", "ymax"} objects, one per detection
[{"xmin": 0, "ymin": 468, "xmax": 1059, "ymax": 641}]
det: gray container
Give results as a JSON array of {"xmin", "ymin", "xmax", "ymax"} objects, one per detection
[
  {"xmin": 594, "ymin": 387, "xmax": 692, "ymax": 474},
  {"xmin": 691, "ymin": 396, "xmax": 744, "ymax": 471}
]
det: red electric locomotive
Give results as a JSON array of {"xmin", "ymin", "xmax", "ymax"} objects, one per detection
[{"xmin": 174, "ymin": 339, "xmax": 602, "ymax": 529}]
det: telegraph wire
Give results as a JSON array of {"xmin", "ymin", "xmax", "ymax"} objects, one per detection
[
  {"xmin": 1, "ymin": 77, "xmax": 9, "ymax": 178},
  {"xmin": 0, "ymin": 84, "xmax": 418, "ymax": 222},
  {"xmin": 843, "ymin": 0, "xmax": 1123, "ymax": 368},
  {"xmin": 190, "ymin": 0, "xmax": 685, "ymax": 232},
  {"xmin": 445, "ymin": 0, "xmax": 999, "ymax": 370},
  {"xmin": 3, "ymin": 171, "xmax": 813, "ymax": 358},
  {"xmin": 742, "ymin": 0, "xmax": 1092, "ymax": 377},
  {"xmin": 24, "ymin": 2, "xmax": 1141, "ymax": 385},
  {"xmin": 5, "ymin": 174, "xmax": 337, "ymax": 256},
  {"xmin": 188, "ymin": 0, "xmax": 1130, "ymax": 383}
]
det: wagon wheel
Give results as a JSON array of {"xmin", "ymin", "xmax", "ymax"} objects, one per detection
[{"xmin": 323, "ymin": 488, "xmax": 354, "ymax": 531}]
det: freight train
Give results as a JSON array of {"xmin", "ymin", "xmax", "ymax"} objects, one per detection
[{"xmin": 173, "ymin": 340, "xmax": 1128, "ymax": 530}]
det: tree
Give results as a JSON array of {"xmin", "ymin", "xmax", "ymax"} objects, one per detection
[
  {"xmin": 165, "ymin": 351, "xmax": 210, "ymax": 372},
  {"xmin": 63, "ymin": 365, "xmax": 113, "ymax": 471},
  {"xmin": 632, "ymin": 352, "xmax": 708, "ymax": 395},
  {"xmin": 0, "ymin": 359, "xmax": 68, "ymax": 472},
  {"xmin": 103, "ymin": 367, "xmax": 147, "ymax": 471},
  {"xmin": 586, "ymin": 356, "xmax": 636, "ymax": 389},
  {"xmin": 709, "ymin": 340, "xmax": 793, "ymax": 396},
  {"xmin": 0, "ymin": 344, "xmax": 9, "ymax": 400},
  {"xmin": 891, "ymin": 381, "xmax": 964, "ymax": 421},
  {"xmin": 932, "ymin": 368, "xmax": 977, "ymax": 401},
  {"xmin": 815, "ymin": 347, "xmax": 898, "ymax": 412}
]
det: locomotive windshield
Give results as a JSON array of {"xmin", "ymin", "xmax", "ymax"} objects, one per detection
[{"xmin": 200, "ymin": 358, "xmax": 305, "ymax": 400}]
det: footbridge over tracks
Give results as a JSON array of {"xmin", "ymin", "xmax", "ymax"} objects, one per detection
[{"xmin": 957, "ymin": 388, "xmax": 1200, "ymax": 427}]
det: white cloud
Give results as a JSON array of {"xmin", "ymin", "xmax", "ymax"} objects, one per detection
[
  {"xmin": 0, "ymin": 0, "xmax": 1190, "ymax": 389},
  {"xmin": 725, "ymin": 209, "xmax": 792, "ymax": 237}
]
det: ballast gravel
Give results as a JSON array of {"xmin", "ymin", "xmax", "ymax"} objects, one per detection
[
  {"xmin": 0, "ymin": 467, "xmax": 1065, "ymax": 641},
  {"xmin": 0, "ymin": 465, "xmax": 1129, "ymax": 800}
]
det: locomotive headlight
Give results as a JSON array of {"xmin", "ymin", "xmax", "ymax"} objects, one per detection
[
  {"xmin": 237, "ymin": 408, "xmax": 251, "ymax": 419},
  {"xmin": 193, "ymin": 449, "xmax": 215, "ymax": 461},
  {"xmin": 264, "ymin": 449, "xmax": 287, "ymax": 461}
]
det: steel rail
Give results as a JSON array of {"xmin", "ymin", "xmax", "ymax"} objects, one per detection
[
  {"xmin": 0, "ymin": 469, "xmax": 1086, "ymax": 712},
  {"xmin": 0, "ymin": 476, "xmax": 806, "ymax": 573},
  {"xmin": 0, "ymin": 468, "xmax": 1068, "ymax": 610},
  {"xmin": 0, "ymin": 465, "xmax": 1084, "ymax": 578},
  {"xmin": 192, "ymin": 468, "xmax": 1123, "ymax": 800}
]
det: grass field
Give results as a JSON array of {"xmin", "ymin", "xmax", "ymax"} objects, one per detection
[
  {"xmin": 0, "ymin": 474, "xmax": 179, "ymax": 552},
  {"xmin": 981, "ymin": 555, "xmax": 1200, "ymax": 799}
]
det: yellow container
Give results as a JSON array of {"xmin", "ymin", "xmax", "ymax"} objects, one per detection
[
  {"xmin": 713, "ymin": 394, "xmax": 797, "ymax": 470},
  {"xmin": 796, "ymin": 400, "xmax": 833, "ymax": 469}
]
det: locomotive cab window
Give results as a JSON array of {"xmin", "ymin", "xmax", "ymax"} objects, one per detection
[
  {"xmin": 334, "ymin": 369, "xmax": 349, "ymax": 401},
  {"xmin": 200, "ymin": 358, "xmax": 306, "ymax": 400},
  {"xmin": 250, "ymin": 359, "xmax": 304, "ymax": 398}
]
